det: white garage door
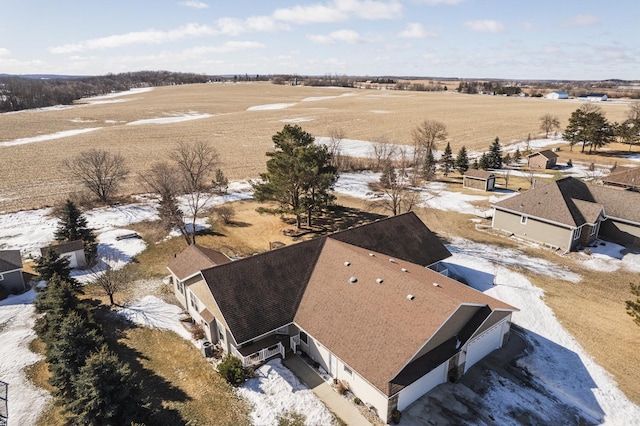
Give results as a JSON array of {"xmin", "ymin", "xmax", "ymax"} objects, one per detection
[
  {"xmin": 397, "ymin": 362, "xmax": 447, "ymax": 411},
  {"xmin": 465, "ymin": 321, "xmax": 505, "ymax": 373}
]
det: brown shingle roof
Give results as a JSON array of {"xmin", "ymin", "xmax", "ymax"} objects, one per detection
[
  {"xmin": 295, "ymin": 239, "xmax": 515, "ymax": 395},
  {"xmin": 0, "ymin": 250, "xmax": 23, "ymax": 273},
  {"xmin": 167, "ymin": 244, "xmax": 231, "ymax": 281},
  {"xmin": 201, "ymin": 238, "xmax": 326, "ymax": 344},
  {"xmin": 603, "ymin": 167, "xmax": 640, "ymax": 190},
  {"xmin": 493, "ymin": 177, "xmax": 639, "ymax": 226},
  {"xmin": 330, "ymin": 212, "xmax": 451, "ymax": 267},
  {"xmin": 464, "ymin": 169, "xmax": 495, "ymax": 180},
  {"xmin": 527, "ymin": 149, "xmax": 559, "ymax": 160}
]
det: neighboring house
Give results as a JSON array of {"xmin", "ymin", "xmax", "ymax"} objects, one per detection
[
  {"xmin": 0, "ymin": 250, "xmax": 27, "ymax": 295},
  {"xmin": 527, "ymin": 150, "xmax": 559, "ymax": 169},
  {"xmin": 463, "ymin": 170, "xmax": 496, "ymax": 191},
  {"xmin": 545, "ymin": 91, "xmax": 569, "ymax": 100},
  {"xmin": 580, "ymin": 93, "xmax": 608, "ymax": 102},
  {"xmin": 492, "ymin": 177, "xmax": 640, "ymax": 250},
  {"xmin": 603, "ymin": 167, "xmax": 640, "ymax": 192},
  {"xmin": 40, "ymin": 240, "xmax": 87, "ymax": 269},
  {"xmin": 168, "ymin": 213, "xmax": 517, "ymax": 423}
]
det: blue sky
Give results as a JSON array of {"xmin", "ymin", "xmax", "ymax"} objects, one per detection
[{"xmin": 1, "ymin": 0, "xmax": 638, "ymax": 80}]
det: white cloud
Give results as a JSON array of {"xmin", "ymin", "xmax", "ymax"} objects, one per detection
[
  {"xmin": 464, "ymin": 19, "xmax": 504, "ymax": 33},
  {"xmin": 184, "ymin": 41, "xmax": 265, "ymax": 55},
  {"xmin": 419, "ymin": 0, "xmax": 463, "ymax": 4},
  {"xmin": 308, "ymin": 29, "xmax": 364, "ymax": 44},
  {"xmin": 179, "ymin": 1, "xmax": 208, "ymax": 9},
  {"xmin": 564, "ymin": 14, "xmax": 600, "ymax": 27},
  {"xmin": 398, "ymin": 23, "xmax": 436, "ymax": 39},
  {"xmin": 49, "ymin": 23, "xmax": 217, "ymax": 53},
  {"xmin": 273, "ymin": 0, "xmax": 401, "ymax": 24},
  {"xmin": 215, "ymin": 16, "xmax": 287, "ymax": 36},
  {"xmin": 0, "ymin": 48, "xmax": 10, "ymax": 56}
]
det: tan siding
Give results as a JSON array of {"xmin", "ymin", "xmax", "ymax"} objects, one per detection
[
  {"xmin": 528, "ymin": 155, "xmax": 548, "ymax": 169},
  {"xmin": 600, "ymin": 219, "xmax": 640, "ymax": 246},
  {"xmin": 410, "ymin": 305, "xmax": 480, "ymax": 362},
  {"xmin": 464, "ymin": 177, "xmax": 488, "ymax": 191},
  {"xmin": 493, "ymin": 210, "xmax": 572, "ymax": 250}
]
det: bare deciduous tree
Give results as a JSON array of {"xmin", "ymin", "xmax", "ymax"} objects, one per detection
[
  {"xmin": 91, "ymin": 259, "xmax": 131, "ymax": 306},
  {"xmin": 326, "ymin": 127, "xmax": 345, "ymax": 170},
  {"xmin": 412, "ymin": 119, "xmax": 448, "ymax": 152},
  {"xmin": 64, "ymin": 149, "xmax": 129, "ymax": 203},
  {"xmin": 174, "ymin": 141, "xmax": 219, "ymax": 244},
  {"xmin": 371, "ymin": 138, "xmax": 397, "ymax": 172},
  {"xmin": 139, "ymin": 162, "xmax": 191, "ymax": 245},
  {"xmin": 540, "ymin": 114, "xmax": 560, "ymax": 138},
  {"xmin": 371, "ymin": 147, "xmax": 418, "ymax": 216}
]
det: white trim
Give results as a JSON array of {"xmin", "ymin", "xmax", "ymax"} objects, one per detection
[
  {"xmin": 573, "ymin": 226, "xmax": 582, "ymax": 240},
  {"xmin": 0, "ymin": 268, "xmax": 22, "ymax": 275},
  {"xmin": 235, "ymin": 322, "xmax": 294, "ymax": 346},
  {"xmin": 0, "ymin": 274, "xmax": 3, "ymax": 281},
  {"xmin": 492, "ymin": 206, "xmax": 574, "ymax": 229}
]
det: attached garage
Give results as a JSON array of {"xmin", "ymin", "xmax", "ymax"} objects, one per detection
[
  {"xmin": 397, "ymin": 361, "xmax": 448, "ymax": 411},
  {"xmin": 465, "ymin": 320, "xmax": 506, "ymax": 373}
]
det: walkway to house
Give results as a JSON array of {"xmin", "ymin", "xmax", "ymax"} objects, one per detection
[{"xmin": 283, "ymin": 356, "xmax": 373, "ymax": 426}]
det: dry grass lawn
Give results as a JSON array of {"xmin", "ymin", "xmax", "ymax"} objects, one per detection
[{"xmin": 0, "ymin": 82, "xmax": 635, "ymax": 212}]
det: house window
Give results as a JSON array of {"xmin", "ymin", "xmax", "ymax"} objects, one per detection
[
  {"xmin": 0, "ymin": 274, "xmax": 4, "ymax": 281},
  {"xmin": 520, "ymin": 216, "xmax": 527, "ymax": 225},
  {"xmin": 574, "ymin": 226, "xmax": 582, "ymax": 240},
  {"xmin": 299, "ymin": 331, "xmax": 308, "ymax": 344},
  {"xmin": 189, "ymin": 291, "xmax": 198, "ymax": 311},
  {"xmin": 177, "ymin": 281, "xmax": 184, "ymax": 294},
  {"xmin": 216, "ymin": 320, "xmax": 225, "ymax": 341},
  {"xmin": 590, "ymin": 223, "xmax": 598, "ymax": 236},
  {"xmin": 343, "ymin": 366, "xmax": 352, "ymax": 376}
]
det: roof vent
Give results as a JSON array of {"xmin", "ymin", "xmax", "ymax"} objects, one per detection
[
  {"xmin": 401, "ymin": 268, "xmax": 408, "ymax": 272},
  {"xmin": 433, "ymin": 282, "xmax": 441, "ymax": 287},
  {"xmin": 406, "ymin": 294, "xmax": 415, "ymax": 300},
  {"xmin": 389, "ymin": 258, "xmax": 396, "ymax": 263},
  {"xmin": 376, "ymin": 278, "xmax": 383, "ymax": 284},
  {"xmin": 369, "ymin": 253, "xmax": 375, "ymax": 257},
  {"xmin": 349, "ymin": 277, "xmax": 358, "ymax": 284},
  {"xmin": 344, "ymin": 261, "xmax": 350, "ymax": 266}
]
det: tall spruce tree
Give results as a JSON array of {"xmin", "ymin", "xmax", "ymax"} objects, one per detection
[
  {"xmin": 46, "ymin": 311, "xmax": 105, "ymax": 403},
  {"xmin": 34, "ymin": 249, "xmax": 76, "ymax": 285},
  {"xmin": 54, "ymin": 200, "xmax": 98, "ymax": 265},
  {"xmin": 455, "ymin": 146, "xmax": 469, "ymax": 174},
  {"xmin": 488, "ymin": 137, "xmax": 503, "ymax": 169},
  {"xmin": 66, "ymin": 346, "xmax": 140, "ymax": 425},
  {"xmin": 441, "ymin": 142, "xmax": 454, "ymax": 176},
  {"xmin": 253, "ymin": 125, "xmax": 337, "ymax": 228},
  {"xmin": 422, "ymin": 147, "xmax": 437, "ymax": 181},
  {"xmin": 34, "ymin": 274, "xmax": 81, "ymax": 344}
]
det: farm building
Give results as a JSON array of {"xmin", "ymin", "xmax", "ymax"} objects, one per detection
[
  {"xmin": 491, "ymin": 177, "xmax": 640, "ymax": 251},
  {"xmin": 463, "ymin": 170, "xmax": 496, "ymax": 191},
  {"xmin": 580, "ymin": 93, "xmax": 608, "ymax": 102},
  {"xmin": 167, "ymin": 213, "xmax": 517, "ymax": 423},
  {"xmin": 527, "ymin": 150, "xmax": 559, "ymax": 169},
  {"xmin": 545, "ymin": 91, "xmax": 569, "ymax": 100},
  {"xmin": 40, "ymin": 239, "xmax": 87, "ymax": 269},
  {"xmin": 602, "ymin": 167, "xmax": 640, "ymax": 191},
  {"xmin": 0, "ymin": 250, "xmax": 27, "ymax": 295}
]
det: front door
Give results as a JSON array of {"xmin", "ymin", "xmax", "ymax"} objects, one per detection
[{"xmin": 328, "ymin": 353, "xmax": 338, "ymax": 377}]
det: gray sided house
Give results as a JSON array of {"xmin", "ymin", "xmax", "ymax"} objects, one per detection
[
  {"xmin": 167, "ymin": 213, "xmax": 517, "ymax": 423},
  {"xmin": 0, "ymin": 250, "xmax": 27, "ymax": 295},
  {"xmin": 463, "ymin": 170, "xmax": 496, "ymax": 191},
  {"xmin": 527, "ymin": 150, "xmax": 559, "ymax": 169},
  {"xmin": 492, "ymin": 177, "xmax": 640, "ymax": 251},
  {"xmin": 41, "ymin": 240, "xmax": 87, "ymax": 269}
]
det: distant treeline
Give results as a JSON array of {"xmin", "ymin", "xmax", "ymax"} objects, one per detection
[{"xmin": 0, "ymin": 71, "xmax": 214, "ymax": 113}]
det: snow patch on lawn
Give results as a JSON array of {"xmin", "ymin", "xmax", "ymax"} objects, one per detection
[
  {"xmin": 301, "ymin": 93, "xmax": 354, "ymax": 102},
  {"xmin": 118, "ymin": 295, "xmax": 191, "ymax": 341},
  {"xmin": 238, "ymin": 359, "xmax": 335, "ymax": 426},
  {"xmin": 0, "ymin": 127, "xmax": 102, "ymax": 148},
  {"xmin": 315, "ymin": 137, "xmax": 414, "ymax": 159},
  {"xmin": 247, "ymin": 103, "xmax": 296, "ymax": 111},
  {"xmin": 126, "ymin": 111, "xmax": 212, "ymax": 125},
  {"xmin": 83, "ymin": 87, "xmax": 153, "ymax": 101},
  {"xmin": 370, "ymin": 110, "xmax": 391, "ymax": 114},
  {"xmin": 280, "ymin": 117, "xmax": 315, "ymax": 123},
  {"xmin": 578, "ymin": 240, "xmax": 640, "ymax": 273}
]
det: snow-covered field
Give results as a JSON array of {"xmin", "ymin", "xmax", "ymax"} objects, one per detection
[{"xmin": 1, "ymin": 170, "xmax": 640, "ymax": 425}]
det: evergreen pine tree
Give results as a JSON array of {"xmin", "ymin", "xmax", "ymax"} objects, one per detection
[
  {"xmin": 54, "ymin": 200, "xmax": 98, "ymax": 265},
  {"xmin": 441, "ymin": 142, "xmax": 454, "ymax": 176},
  {"xmin": 488, "ymin": 137, "xmax": 503, "ymax": 169},
  {"xmin": 472, "ymin": 158, "xmax": 480, "ymax": 169},
  {"xmin": 34, "ymin": 274, "xmax": 80, "ymax": 344},
  {"xmin": 34, "ymin": 250, "xmax": 75, "ymax": 285},
  {"xmin": 67, "ymin": 346, "xmax": 140, "ymax": 425},
  {"xmin": 47, "ymin": 311, "xmax": 105, "ymax": 403},
  {"xmin": 479, "ymin": 153, "xmax": 491, "ymax": 170},
  {"xmin": 513, "ymin": 148, "xmax": 522, "ymax": 163},
  {"xmin": 455, "ymin": 146, "xmax": 469, "ymax": 174},
  {"xmin": 422, "ymin": 147, "xmax": 437, "ymax": 181}
]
